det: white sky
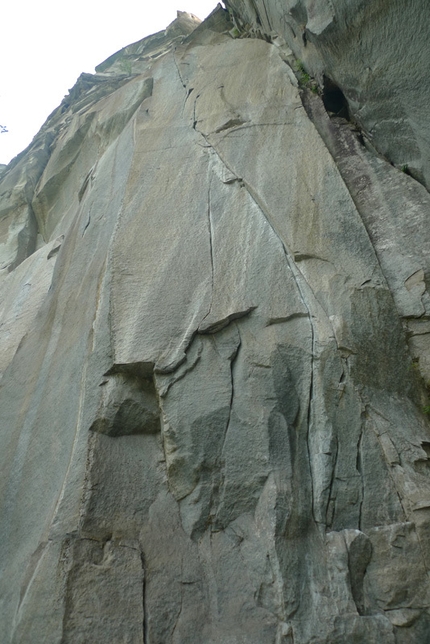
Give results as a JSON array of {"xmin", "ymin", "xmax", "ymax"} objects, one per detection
[{"xmin": 0, "ymin": 0, "xmax": 219, "ymax": 165}]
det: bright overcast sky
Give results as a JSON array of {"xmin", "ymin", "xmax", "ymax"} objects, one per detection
[{"xmin": 0, "ymin": 1, "xmax": 219, "ymax": 165}]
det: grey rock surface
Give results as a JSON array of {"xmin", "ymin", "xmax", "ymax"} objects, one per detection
[
  {"xmin": 225, "ymin": 0, "xmax": 430, "ymax": 190},
  {"xmin": 1, "ymin": 5, "xmax": 430, "ymax": 643}
]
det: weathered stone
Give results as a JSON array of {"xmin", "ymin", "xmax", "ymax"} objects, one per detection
[
  {"xmin": 225, "ymin": 0, "xmax": 430, "ymax": 189},
  {"xmin": 1, "ymin": 4, "xmax": 430, "ymax": 643},
  {"xmin": 90, "ymin": 371, "xmax": 160, "ymax": 437}
]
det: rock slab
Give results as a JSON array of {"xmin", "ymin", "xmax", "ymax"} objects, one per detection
[{"xmin": 1, "ymin": 5, "xmax": 430, "ymax": 643}]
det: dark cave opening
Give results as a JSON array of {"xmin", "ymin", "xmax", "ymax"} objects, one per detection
[{"xmin": 322, "ymin": 76, "xmax": 349, "ymax": 119}]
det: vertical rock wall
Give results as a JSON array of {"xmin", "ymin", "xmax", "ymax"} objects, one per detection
[
  {"xmin": 225, "ymin": 0, "xmax": 430, "ymax": 189},
  {"xmin": 1, "ymin": 6, "xmax": 430, "ymax": 643}
]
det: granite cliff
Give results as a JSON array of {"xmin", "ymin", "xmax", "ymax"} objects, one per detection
[{"xmin": 1, "ymin": 4, "xmax": 430, "ymax": 643}]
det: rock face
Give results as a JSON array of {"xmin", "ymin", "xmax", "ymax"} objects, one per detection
[
  {"xmin": 1, "ymin": 5, "xmax": 430, "ymax": 643},
  {"xmin": 225, "ymin": 0, "xmax": 430, "ymax": 190}
]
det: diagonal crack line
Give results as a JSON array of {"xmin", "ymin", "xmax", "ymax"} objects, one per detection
[
  {"xmin": 325, "ymin": 435, "xmax": 338, "ymax": 529},
  {"xmin": 172, "ymin": 49, "xmax": 187, "ymax": 89},
  {"xmin": 300, "ymin": 91, "xmax": 395, "ymax": 289},
  {"xmin": 356, "ymin": 420, "xmax": 365, "ymax": 532},
  {"xmin": 207, "ymin": 173, "xmax": 215, "ymax": 292},
  {"xmin": 366, "ymin": 405, "xmax": 409, "ymax": 520},
  {"xmin": 194, "ymin": 129, "xmax": 319, "ymax": 526},
  {"xmin": 172, "ymin": 49, "xmax": 191, "ymax": 117},
  {"xmin": 214, "ymin": 325, "xmax": 242, "ymax": 519},
  {"xmin": 195, "ymin": 130, "xmax": 314, "ymax": 317},
  {"xmin": 222, "ymin": 329, "xmax": 241, "ymax": 463},
  {"xmin": 199, "ymin": 176, "xmax": 215, "ymax": 328},
  {"xmin": 225, "ymin": 326, "xmax": 241, "ymax": 453},
  {"xmin": 172, "ymin": 43, "xmax": 319, "ymax": 527},
  {"xmin": 260, "ymin": 0, "xmax": 273, "ymax": 31}
]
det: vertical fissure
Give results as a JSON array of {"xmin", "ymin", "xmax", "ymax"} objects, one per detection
[
  {"xmin": 226, "ymin": 326, "xmax": 241, "ymax": 441},
  {"xmin": 195, "ymin": 132, "xmax": 320, "ymax": 530},
  {"xmin": 207, "ymin": 177, "xmax": 215, "ymax": 303},
  {"xmin": 141, "ymin": 550, "xmax": 147, "ymax": 644},
  {"xmin": 172, "ymin": 50, "xmax": 186, "ymax": 89},
  {"xmin": 213, "ymin": 326, "xmax": 241, "ymax": 524},
  {"xmin": 325, "ymin": 435, "xmax": 339, "ymax": 529},
  {"xmin": 356, "ymin": 423, "xmax": 365, "ymax": 531},
  {"xmin": 367, "ymin": 406, "xmax": 409, "ymax": 521}
]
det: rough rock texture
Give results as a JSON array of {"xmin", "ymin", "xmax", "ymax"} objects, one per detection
[
  {"xmin": 1, "ymin": 5, "xmax": 430, "ymax": 643},
  {"xmin": 225, "ymin": 0, "xmax": 430, "ymax": 190}
]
